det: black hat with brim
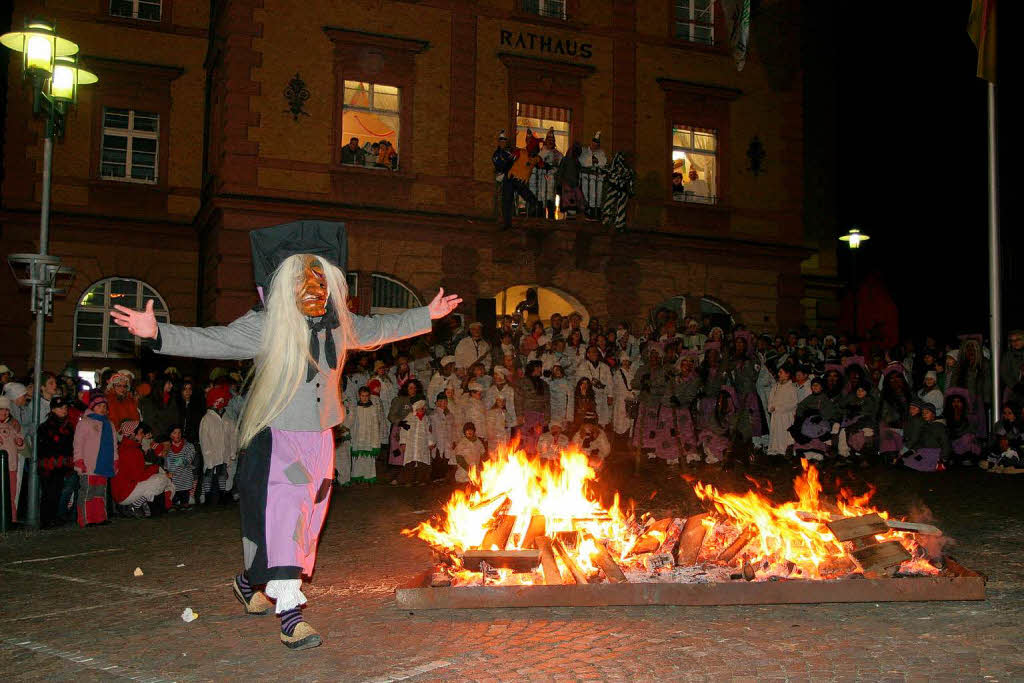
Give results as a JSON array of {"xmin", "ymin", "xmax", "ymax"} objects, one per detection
[{"xmin": 249, "ymin": 221, "xmax": 348, "ymax": 290}]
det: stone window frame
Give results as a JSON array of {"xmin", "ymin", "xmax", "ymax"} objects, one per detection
[
  {"xmin": 86, "ymin": 56, "xmax": 183, "ymax": 196},
  {"xmin": 514, "ymin": 0, "xmax": 582, "ymax": 24},
  {"xmin": 666, "ymin": 0, "xmax": 729, "ymax": 54},
  {"xmin": 658, "ymin": 78, "xmax": 739, "ymax": 212},
  {"xmin": 324, "ymin": 27, "xmax": 428, "ymax": 176},
  {"xmin": 499, "ymin": 54, "xmax": 594, "ymax": 150},
  {"xmin": 100, "ymin": 0, "xmax": 174, "ymax": 30}
]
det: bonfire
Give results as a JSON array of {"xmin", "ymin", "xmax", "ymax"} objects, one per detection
[{"xmin": 403, "ymin": 446, "xmax": 948, "ymax": 587}]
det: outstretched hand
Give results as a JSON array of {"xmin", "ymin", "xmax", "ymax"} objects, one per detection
[
  {"xmin": 428, "ymin": 288, "xmax": 462, "ymax": 320},
  {"xmin": 110, "ymin": 299, "xmax": 159, "ymax": 339}
]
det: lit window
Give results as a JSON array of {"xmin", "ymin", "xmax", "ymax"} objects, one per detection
[
  {"xmin": 675, "ymin": 0, "xmax": 715, "ymax": 45},
  {"xmin": 341, "ymin": 81, "xmax": 400, "ymax": 169},
  {"xmin": 110, "ymin": 0, "xmax": 162, "ymax": 21},
  {"xmin": 515, "ymin": 102, "xmax": 571, "ymax": 217},
  {"xmin": 672, "ymin": 126, "xmax": 717, "ymax": 204},
  {"xmin": 521, "ymin": 0, "xmax": 567, "ymax": 20},
  {"xmin": 371, "ymin": 274, "xmax": 421, "ymax": 315},
  {"xmin": 101, "ymin": 108, "xmax": 160, "ymax": 183},
  {"xmin": 74, "ymin": 278, "xmax": 170, "ymax": 358}
]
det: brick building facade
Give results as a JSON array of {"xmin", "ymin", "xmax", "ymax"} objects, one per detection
[{"xmin": 0, "ymin": 0, "xmax": 838, "ymax": 377}]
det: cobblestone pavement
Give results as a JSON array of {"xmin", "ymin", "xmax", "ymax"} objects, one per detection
[{"xmin": 1, "ymin": 458, "xmax": 1022, "ymax": 682}]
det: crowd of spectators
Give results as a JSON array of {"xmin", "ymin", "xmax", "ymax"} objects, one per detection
[
  {"xmin": 3, "ymin": 301, "xmax": 1022, "ymax": 527},
  {"xmin": 0, "ymin": 364, "xmax": 246, "ymax": 528}
]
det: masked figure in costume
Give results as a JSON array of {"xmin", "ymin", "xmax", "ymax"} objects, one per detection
[{"xmin": 111, "ymin": 221, "xmax": 460, "ymax": 651}]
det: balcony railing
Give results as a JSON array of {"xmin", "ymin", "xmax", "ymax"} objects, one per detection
[{"xmin": 495, "ymin": 166, "xmax": 606, "ymax": 221}]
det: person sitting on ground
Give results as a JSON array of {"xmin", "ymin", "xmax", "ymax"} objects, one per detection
[
  {"xmin": 570, "ymin": 420, "xmax": 611, "ymax": 470},
  {"xmin": 537, "ymin": 420, "xmax": 570, "ymax": 461},
  {"xmin": 901, "ymin": 402, "xmax": 949, "ymax": 471},
  {"xmin": 112, "ymin": 420, "xmax": 173, "ymax": 518}
]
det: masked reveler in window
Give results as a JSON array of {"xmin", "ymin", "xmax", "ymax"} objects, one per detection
[{"xmin": 111, "ymin": 222, "xmax": 461, "ymax": 651}]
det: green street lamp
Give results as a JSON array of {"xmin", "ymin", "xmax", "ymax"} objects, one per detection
[
  {"xmin": 1, "ymin": 19, "xmax": 96, "ymax": 529},
  {"xmin": 839, "ymin": 227, "xmax": 870, "ymax": 338}
]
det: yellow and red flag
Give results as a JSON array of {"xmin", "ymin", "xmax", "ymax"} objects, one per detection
[{"xmin": 967, "ymin": 0, "xmax": 996, "ymax": 82}]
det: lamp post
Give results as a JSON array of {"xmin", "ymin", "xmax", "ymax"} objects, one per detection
[
  {"xmin": 2, "ymin": 19, "xmax": 95, "ymax": 528},
  {"xmin": 839, "ymin": 227, "xmax": 870, "ymax": 338}
]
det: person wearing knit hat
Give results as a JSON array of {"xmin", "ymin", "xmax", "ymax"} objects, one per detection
[
  {"xmin": 0, "ymin": 364, "xmax": 12, "ymax": 387},
  {"xmin": 104, "ymin": 371, "xmax": 140, "ymax": 440},
  {"xmin": 198, "ymin": 384, "xmax": 237, "ymax": 504},
  {"xmin": 462, "ymin": 381, "xmax": 487, "ymax": 451},
  {"xmin": 398, "ymin": 398, "xmax": 434, "ymax": 486},
  {"xmin": 917, "ymin": 370, "xmax": 945, "ymax": 417},
  {"xmin": 72, "ymin": 392, "xmax": 116, "ymax": 526},
  {"xmin": 0, "ymin": 393, "xmax": 27, "ymax": 523}
]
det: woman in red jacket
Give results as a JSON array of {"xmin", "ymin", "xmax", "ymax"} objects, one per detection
[{"xmin": 112, "ymin": 420, "xmax": 173, "ymax": 517}]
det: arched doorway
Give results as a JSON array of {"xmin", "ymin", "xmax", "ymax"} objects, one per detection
[
  {"xmin": 492, "ymin": 285, "xmax": 589, "ymax": 325},
  {"xmin": 650, "ymin": 295, "xmax": 735, "ymax": 330}
]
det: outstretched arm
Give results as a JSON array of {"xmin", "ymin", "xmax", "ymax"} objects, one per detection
[
  {"xmin": 351, "ymin": 288, "xmax": 461, "ymax": 349},
  {"xmin": 111, "ymin": 300, "xmax": 263, "ymax": 360}
]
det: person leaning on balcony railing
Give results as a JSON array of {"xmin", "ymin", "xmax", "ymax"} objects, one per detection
[
  {"xmin": 493, "ymin": 129, "xmax": 540, "ymax": 230},
  {"xmin": 341, "ymin": 137, "xmax": 366, "ymax": 166}
]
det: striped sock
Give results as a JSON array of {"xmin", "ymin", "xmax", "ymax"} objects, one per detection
[
  {"xmin": 236, "ymin": 573, "xmax": 254, "ymax": 601},
  {"xmin": 279, "ymin": 607, "xmax": 304, "ymax": 636}
]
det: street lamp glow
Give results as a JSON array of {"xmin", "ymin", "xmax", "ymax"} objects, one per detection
[
  {"xmin": 840, "ymin": 227, "xmax": 870, "ymax": 249},
  {"xmin": 0, "ymin": 20, "xmax": 79, "ymax": 77},
  {"xmin": 50, "ymin": 56, "xmax": 97, "ymax": 102}
]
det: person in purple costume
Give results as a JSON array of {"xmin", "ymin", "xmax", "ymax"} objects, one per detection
[{"xmin": 111, "ymin": 221, "xmax": 460, "ymax": 650}]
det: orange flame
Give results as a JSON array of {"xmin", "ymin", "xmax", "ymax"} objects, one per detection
[{"xmin": 406, "ymin": 449, "xmax": 939, "ymax": 585}]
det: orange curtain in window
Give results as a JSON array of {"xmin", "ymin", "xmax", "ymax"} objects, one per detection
[{"xmin": 517, "ymin": 103, "xmax": 570, "ymax": 122}]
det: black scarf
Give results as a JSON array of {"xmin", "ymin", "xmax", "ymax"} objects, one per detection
[{"xmin": 306, "ymin": 300, "xmax": 340, "ymax": 382}]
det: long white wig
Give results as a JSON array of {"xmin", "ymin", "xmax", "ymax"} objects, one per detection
[{"xmin": 238, "ymin": 253, "xmax": 356, "ymax": 447}]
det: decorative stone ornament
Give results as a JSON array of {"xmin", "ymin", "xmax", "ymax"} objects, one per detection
[{"xmin": 283, "ymin": 73, "xmax": 310, "ymax": 121}]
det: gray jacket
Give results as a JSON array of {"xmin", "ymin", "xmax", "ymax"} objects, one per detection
[{"xmin": 153, "ymin": 306, "xmax": 432, "ymax": 432}]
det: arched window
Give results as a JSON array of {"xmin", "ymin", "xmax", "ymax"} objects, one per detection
[
  {"xmin": 74, "ymin": 278, "xmax": 170, "ymax": 357},
  {"xmin": 700, "ymin": 296, "xmax": 735, "ymax": 329},
  {"xmin": 371, "ymin": 274, "xmax": 421, "ymax": 315}
]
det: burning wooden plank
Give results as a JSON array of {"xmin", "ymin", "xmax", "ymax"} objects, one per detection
[
  {"xmin": 534, "ymin": 536, "xmax": 563, "ymax": 585},
  {"xmin": 521, "ymin": 515, "xmax": 546, "ymax": 549},
  {"xmin": 657, "ymin": 518, "xmax": 685, "ymax": 556},
  {"xmin": 584, "ymin": 534, "xmax": 627, "ymax": 583},
  {"xmin": 630, "ymin": 517, "xmax": 674, "ymax": 555},
  {"xmin": 675, "ymin": 514, "xmax": 709, "ymax": 566},
  {"xmin": 717, "ymin": 526, "xmax": 756, "ymax": 564},
  {"xmin": 461, "ymin": 549, "xmax": 541, "ymax": 572},
  {"xmin": 798, "ymin": 510, "xmax": 943, "ymax": 537},
  {"xmin": 884, "ymin": 520, "xmax": 942, "ymax": 536},
  {"xmin": 851, "ymin": 541, "xmax": 911, "ymax": 575},
  {"xmin": 827, "ymin": 513, "xmax": 889, "ymax": 542},
  {"xmin": 479, "ymin": 498, "xmax": 516, "ymax": 550},
  {"xmin": 552, "ymin": 538, "xmax": 590, "ymax": 584}
]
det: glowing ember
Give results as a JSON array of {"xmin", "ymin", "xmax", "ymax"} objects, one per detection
[{"xmin": 404, "ymin": 448, "xmax": 941, "ymax": 586}]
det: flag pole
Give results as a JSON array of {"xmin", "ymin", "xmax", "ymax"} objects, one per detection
[{"xmin": 987, "ymin": 81, "xmax": 1000, "ymax": 425}]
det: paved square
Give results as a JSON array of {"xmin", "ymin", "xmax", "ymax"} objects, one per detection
[{"xmin": 1, "ymin": 462, "xmax": 1021, "ymax": 681}]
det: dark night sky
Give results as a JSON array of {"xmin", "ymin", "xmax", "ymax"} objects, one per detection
[{"xmin": 825, "ymin": 0, "xmax": 1011, "ymax": 342}]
